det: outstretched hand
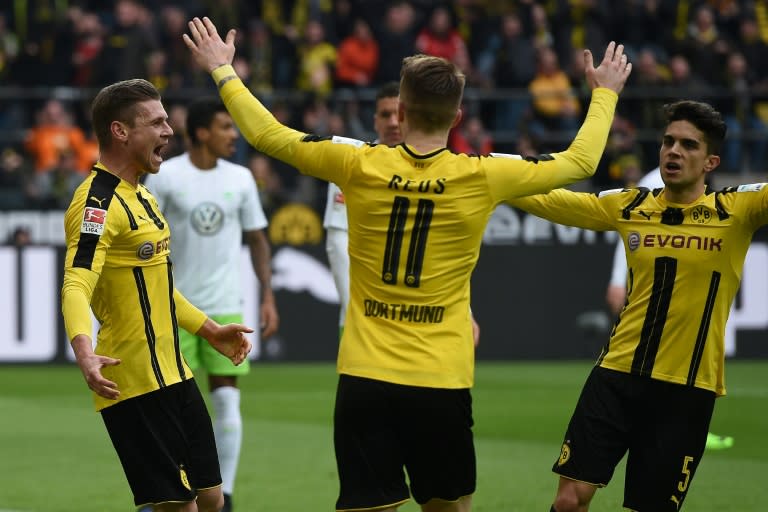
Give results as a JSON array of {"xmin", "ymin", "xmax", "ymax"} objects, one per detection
[
  {"xmin": 77, "ymin": 353, "xmax": 121, "ymax": 400},
  {"xmin": 183, "ymin": 16, "xmax": 236, "ymax": 73},
  {"xmin": 208, "ymin": 323, "xmax": 254, "ymax": 365},
  {"xmin": 584, "ymin": 41, "xmax": 632, "ymax": 94}
]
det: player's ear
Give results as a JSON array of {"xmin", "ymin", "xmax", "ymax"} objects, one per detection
[
  {"xmin": 703, "ymin": 154, "xmax": 720, "ymax": 173},
  {"xmin": 450, "ymin": 108, "xmax": 463, "ymax": 129},
  {"xmin": 397, "ymin": 100, "xmax": 406, "ymax": 124},
  {"xmin": 110, "ymin": 121, "xmax": 128, "ymax": 142}
]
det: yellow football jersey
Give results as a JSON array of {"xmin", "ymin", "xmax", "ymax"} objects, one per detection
[
  {"xmin": 510, "ymin": 184, "xmax": 768, "ymax": 395},
  {"xmin": 62, "ymin": 164, "xmax": 207, "ymax": 411},
  {"xmin": 214, "ymin": 65, "xmax": 617, "ymax": 388}
]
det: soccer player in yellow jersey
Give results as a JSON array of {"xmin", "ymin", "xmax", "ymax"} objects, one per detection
[
  {"xmin": 510, "ymin": 101, "xmax": 756, "ymax": 511},
  {"xmin": 183, "ymin": 16, "xmax": 631, "ymax": 512},
  {"xmin": 61, "ymin": 78, "xmax": 253, "ymax": 512}
]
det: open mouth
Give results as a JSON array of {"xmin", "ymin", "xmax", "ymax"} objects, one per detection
[
  {"xmin": 664, "ymin": 161, "xmax": 682, "ymax": 172},
  {"xmin": 153, "ymin": 143, "xmax": 166, "ymax": 160}
]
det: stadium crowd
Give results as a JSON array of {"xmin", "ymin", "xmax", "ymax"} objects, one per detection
[{"xmin": 2, "ymin": 0, "xmax": 768, "ymax": 213}]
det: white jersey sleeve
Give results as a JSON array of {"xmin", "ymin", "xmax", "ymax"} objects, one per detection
[
  {"xmin": 323, "ymin": 182, "xmax": 348, "ymax": 231},
  {"xmin": 326, "ymin": 226, "xmax": 350, "ymax": 327}
]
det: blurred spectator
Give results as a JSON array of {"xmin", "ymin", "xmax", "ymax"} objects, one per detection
[
  {"xmin": 296, "ymin": 19, "xmax": 337, "ymax": 98},
  {"xmin": 718, "ymin": 51, "xmax": 768, "ymax": 173},
  {"xmin": 24, "ymin": 99, "xmax": 96, "ymax": 177},
  {"xmin": 70, "ymin": 10, "xmax": 105, "ymax": 87},
  {"xmin": 41, "ymin": 150, "xmax": 84, "ymax": 208},
  {"xmin": 374, "ymin": 1, "xmax": 417, "ymax": 84},
  {"xmin": 529, "ymin": 3, "xmax": 555, "ymax": 51},
  {"xmin": 614, "ymin": 0, "xmax": 666, "ymax": 60},
  {"xmin": 94, "ymin": 0, "xmax": 157, "ymax": 85},
  {"xmin": 548, "ymin": 0, "xmax": 612, "ymax": 75},
  {"xmin": 248, "ymin": 153, "xmax": 288, "ymax": 217},
  {"xmin": 245, "ymin": 20, "xmax": 274, "ymax": 94},
  {"xmin": 163, "ymin": 103, "xmax": 188, "ymax": 160},
  {"xmin": 334, "ymin": 18, "xmax": 379, "ymax": 89},
  {"xmin": 145, "ymin": 49, "xmax": 171, "ymax": 92},
  {"xmin": 595, "ymin": 115, "xmax": 644, "ymax": 189},
  {"xmin": 0, "ymin": 146, "xmax": 32, "ymax": 210},
  {"xmin": 666, "ymin": 53, "xmax": 712, "ymax": 100},
  {"xmin": 5, "ymin": 225, "xmax": 31, "ymax": 247},
  {"xmin": 0, "ymin": 12, "xmax": 20, "ymax": 82},
  {"xmin": 681, "ymin": 5, "xmax": 730, "ymax": 84},
  {"xmin": 415, "ymin": 5, "xmax": 471, "ymax": 75},
  {"xmin": 624, "ymin": 48, "xmax": 672, "ymax": 166},
  {"xmin": 156, "ymin": 5, "xmax": 195, "ymax": 90},
  {"xmin": 450, "ymin": 115, "xmax": 494, "ymax": 156},
  {"xmin": 526, "ymin": 46, "xmax": 581, "ymax": 152}
]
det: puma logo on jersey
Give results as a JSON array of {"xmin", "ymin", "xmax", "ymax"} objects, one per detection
[
  {"xmin": 89, "ymin": 196, "xmax": 106, "ymax": 207},
  {"xmin": 637, "ymin": 210, "xmax": 652, "ymax": 220}
]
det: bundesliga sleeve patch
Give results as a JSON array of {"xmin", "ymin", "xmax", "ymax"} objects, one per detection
[
  {"xmin": 331, "ymin": 135, "xmax": 365, "ymax": 148},
  {"xmin": 489, "ymin": 152, "xmax": 523, "ymax": 159},
  {"xmin": 736, "ymin": 183, "xmax": 767, "ymax": 192},
  {"xmin": 598, "ymin": 188, "xmax": 624, "ymax": 198},
  {"xmin": 81, "ymin": 207, "xmax": 107, "ymax": 235}
]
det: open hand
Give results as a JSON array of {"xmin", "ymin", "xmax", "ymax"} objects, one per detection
[
  {"xmin": 77, "ymin": 353, "xmax": 121, "ymax": 400},
  {"xmin": 584, "ymin": 41, "xmax": 632, "ymax": 94},
  {"xmin": 209, "ymin": 323, "xmax": 254, "ymax": 365},
  {"xmin": 183, "ymin": 16, "xmax": 236, "ymax": 73}
]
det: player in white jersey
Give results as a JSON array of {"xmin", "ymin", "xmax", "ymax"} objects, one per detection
[
  {"xmin": 323, "ymin": 82, "xmax": 401, "ymax": 337},
  {"xmin": 605, "ymin": 166, "xmax": 733, "ymax": 452},
  {"xmin": 323, "ymin": 82, "xmax": 481, "ymax": 344},
  {"xmin": 145, "ymin": 97, "xmax": 279, "ymax": 512}
]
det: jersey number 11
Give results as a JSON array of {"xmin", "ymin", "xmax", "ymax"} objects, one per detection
[{"xmin": 381, "ymin": 196, "xmax": 434, "ymax": 288}]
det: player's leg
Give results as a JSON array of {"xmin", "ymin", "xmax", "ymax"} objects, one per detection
[
  {"xmin": 201, "ymin": 314, "xmax": 249, "ymax": 512},
  {"xmin": 334, "ymin": 375, "xmax": 411, "ymax": 512},
  {"xmin": 550, "ymin": 367, "xmax": 633, "ymax": 512},
  {"xmin": 623, "ymin": 381, "xmax": 714, "ymax": 512},
  {"xmin": 395, "ymin": 385, "xmax": 475, "ymax": 512},
  {"xmin": 420, "ymin": 495, "xmax": 472, "ymax": 512},
  {"xmin": 551, "ymin": 477, "xmax": 597, "ymax": 512}
]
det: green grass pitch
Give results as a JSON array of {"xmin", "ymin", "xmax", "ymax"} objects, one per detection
[{"xmin": 0, "ymin": 361, "xmax": 765, "ymax": 511}]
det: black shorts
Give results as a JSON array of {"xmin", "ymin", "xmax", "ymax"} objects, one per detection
[
  {"xmin": 334, "ymin": 374, "xmax": 476, "ymax": 511},
  {"xmin": 553, "ymin": 366, "xmax": 715, "ymax": 512},
  {"xmin": 101, "ymin": 379, "xmax": 221, "ymax": 507}
]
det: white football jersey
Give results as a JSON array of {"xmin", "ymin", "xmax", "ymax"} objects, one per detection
[
  {"xmin": 323, "ymin": 181, "xmax": 348, "ymax": 231},
  {"xmin": 146, "ymin": 153, "xmax": 268, "ymax": 314}
]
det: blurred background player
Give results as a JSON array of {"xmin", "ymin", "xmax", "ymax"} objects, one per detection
[
  {"xmin": 605, "ymin": 165, "xmax": 734, "ymax": 452},
  {"xmin": 144, "ymin": 97, "xmax": 278, "ymax": 512}
]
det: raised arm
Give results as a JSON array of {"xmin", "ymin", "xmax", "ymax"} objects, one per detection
[{"xmin": 183, "ymin": 17, "xmax": 355, "ymax": 185}]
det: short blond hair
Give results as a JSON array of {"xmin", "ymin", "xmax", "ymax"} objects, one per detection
[{"xmin": 399, "ymin": 54, "xmax": 465, "ymax": 133}]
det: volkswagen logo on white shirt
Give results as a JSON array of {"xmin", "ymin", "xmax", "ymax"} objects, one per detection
[{"xmin": 191, "ymin": 202, "xmax": 224, "ymax": 235}]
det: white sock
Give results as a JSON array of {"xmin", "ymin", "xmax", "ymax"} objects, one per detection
[{"xmin": 211, "ymin": 386, "xmax": 242, "ymax": 495}]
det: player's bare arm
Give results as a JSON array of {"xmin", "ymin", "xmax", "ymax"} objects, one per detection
[
  {"xmin": 245, "ymin": 229, "xmax": 279, "ymax": 338},
  {"xmin": 584, "ymin": 41, "xmax": 633, "ymax": 94}
]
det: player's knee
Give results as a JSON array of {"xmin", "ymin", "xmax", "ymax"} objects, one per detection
[
  {"xmin": 552, "ymin": 493, "xmax": 585, "ymax": 512},
  {"xmin": 196, "ymin": 491, "xmax": 224, "ymax": 512}
]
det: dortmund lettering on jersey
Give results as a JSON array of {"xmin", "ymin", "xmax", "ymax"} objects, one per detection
[
  {"xmin": 511, "ymin": 184, "xmax": 768, "ymax": 395},
  {"xmin": 214, "ymin": 66, "xmax": 619, "ymax": 389},
  {"xmin": 63, "ymin": 165, "xmax": 202, "ymax": 411}
]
